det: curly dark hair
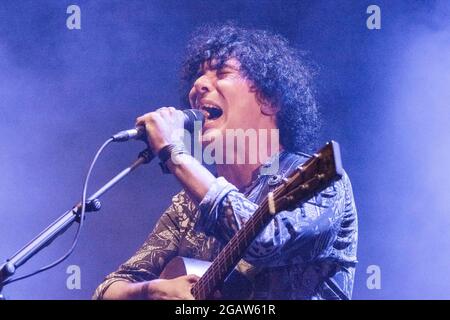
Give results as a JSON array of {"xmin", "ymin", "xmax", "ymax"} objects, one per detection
[{"xmin": 180, "ymin": 23, "xmax": 320, "ymax": 153}]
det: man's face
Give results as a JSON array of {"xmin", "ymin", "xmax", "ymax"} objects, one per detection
[{"xmin": 188, "ymin": 58, "xmax": 267, "ymax": 140}]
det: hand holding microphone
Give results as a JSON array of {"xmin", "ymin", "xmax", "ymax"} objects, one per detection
[
  {"xmin": 136, "ymin": 107, "xmax": 185, "ymax": 154},
  {"xmin": 112, "ymin": 108, "xmax": 204, "ymax": 153},
  {"xmin": 112, "ymin": 106, "xmax": 214, "ymax": 202}
]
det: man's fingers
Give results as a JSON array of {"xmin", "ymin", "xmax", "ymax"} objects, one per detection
[
  {"xmin": 166, "ymin": 106, "xmax": 177, "ymax": 114},
  {"xmin": 186, "ymin": 274, "xmax": 200, "ymax": 283},
  {"xmin": 157, "ymin": 106, "xmax": 181, "ymax": 123},
  {"xmin": 136, "ymin": 107, "xmax": 179, "ymax": 126},
  {"xmin": 157, "ymin": 107, "xmax": 171, "ymax": 118},
  {"xmin": 135, "ymin": 111, "xmax": 163, "ymax": 127},
  {"xmin": 186, "ymin": 293, "xmax": 196, "ymax": 300}
]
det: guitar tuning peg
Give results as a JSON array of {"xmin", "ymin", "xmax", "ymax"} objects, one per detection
[
  {"xmin": 316, "ymin": 173, "xmax": 325, "ymax": 180},
  {"xmin": 300, "ymin": 184, "xmax": 310, "ymax": 190},
  {"xmin": 268, "ymin": 174, "xmax": 283, "ymax": 186}
]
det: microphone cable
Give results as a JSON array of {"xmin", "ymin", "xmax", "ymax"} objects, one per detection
[{"xmin": 1, "ymin": 138, "xmax": 114, "ymax": 286}]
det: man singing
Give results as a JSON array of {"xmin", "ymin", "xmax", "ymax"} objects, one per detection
[{"xmin": 93, "ymin": 23, "xmax": 358, "ymax": 300}]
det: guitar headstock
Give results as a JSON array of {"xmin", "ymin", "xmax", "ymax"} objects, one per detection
[{"xmin": 271, "ymin": 141, "xmax": 343, "ymax": 211}]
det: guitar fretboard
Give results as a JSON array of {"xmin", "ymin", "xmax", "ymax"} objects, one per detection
[{"xmin": 191, "ymin": 195, "xmax": 274, "ymax": 300}]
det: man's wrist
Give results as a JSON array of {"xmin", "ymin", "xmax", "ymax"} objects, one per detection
[
  {"xmin": 127, "ymin": 280, "xmax": 155, "ymax": 300},
  {"xmin": 102, "ymin": 280, "xmax": 147, "ymax": 300},
  {"xmin": 138, "ymin": 281, "xmax": 152, "ymax": 300},
  {"xmin": 142, "ymin": 279, "xmax": 166, "ymax": 300},
  {"xmin": 158, "ymin": 143, "xmax": 188, "ymax": 173}
]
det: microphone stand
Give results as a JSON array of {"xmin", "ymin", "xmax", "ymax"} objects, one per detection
[{"xmin": 0, "ymin": 149, "xmax": 154, "ymax": 299}]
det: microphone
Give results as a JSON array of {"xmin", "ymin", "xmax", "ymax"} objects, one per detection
[{"xmin": 112, "ymin": 109, "xmax": 204, "ymax": 142}]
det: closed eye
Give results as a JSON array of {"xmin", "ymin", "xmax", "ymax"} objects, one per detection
[{"xmin": 216, "ymin": 69, "xmax": 231, "ymax": 78}]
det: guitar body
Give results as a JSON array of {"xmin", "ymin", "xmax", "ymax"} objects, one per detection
[
  {"xmin": 160, "ymin": 256, "xmax": 254, "ymax": 299},
  {"xmin": 160, "ymin": 256, "xmax": 211, "ymax": 280}
]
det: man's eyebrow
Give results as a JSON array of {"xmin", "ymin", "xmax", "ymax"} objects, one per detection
[
  {"xmin": 220, "ymin": 63, "xmax": 239, "ymax": 70},
  {"xmin": 195, "ymin": 61, "xmax": 239, "ymax": 77},
  {"xmin": 196, "ymin": 62, "xmax": 216, "ymax": 76}
]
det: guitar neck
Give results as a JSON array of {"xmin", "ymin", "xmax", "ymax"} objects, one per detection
[{"xmin": 192, "ymin": 197, "xmax": 273, "ymax": 300}]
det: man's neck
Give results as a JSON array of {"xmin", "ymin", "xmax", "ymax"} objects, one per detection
[
  {"xmin": 216, "ymin": 162, "xmax": 262, "ymax": 191},
  {"xmin": 211, "ymin": 118, "xmax": 281, "ymax": 190},
  {"xmin": 215, "ymin": 147, "xmax": 281, "ymax": 191}
]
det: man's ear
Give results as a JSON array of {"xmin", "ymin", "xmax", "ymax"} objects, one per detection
[
  {"xmin": 252, "ymin": 89, "xmax": 279, "ymax": 116},
  {"xmin": 261, "ymin": 103, "xmax": 279, "ymax": 116}
]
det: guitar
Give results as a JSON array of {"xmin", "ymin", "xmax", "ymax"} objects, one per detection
[{"xmin": 159, "ymin": 141, "xmax": 344, "ymax": 299}]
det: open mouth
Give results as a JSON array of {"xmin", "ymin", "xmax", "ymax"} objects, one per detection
[{"xmin": 201, "ymin": 104, "xmax": 223, "ymax": 120}]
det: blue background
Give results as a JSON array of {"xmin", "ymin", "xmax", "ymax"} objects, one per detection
[{"xmin": 1, "ymin": 0, "xmax": 449, "ymax": 299}]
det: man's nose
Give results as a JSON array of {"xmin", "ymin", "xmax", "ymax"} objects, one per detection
[{"xmin": 193, "ymin": 74, "xmax": 213, "ymax": 94}]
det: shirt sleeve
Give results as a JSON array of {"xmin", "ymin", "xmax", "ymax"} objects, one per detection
[
  {"xmin": 197, "ymin": 173, "xmax": 357, "ymax": 267},
  {"xmin": 92, "ymin": 191, "xmax": 190, "ymax": 299}
]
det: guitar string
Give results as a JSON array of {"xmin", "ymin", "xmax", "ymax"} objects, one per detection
[{"xmin": 193, "ymin": 199, "xmax": 271, "ymax": 298}]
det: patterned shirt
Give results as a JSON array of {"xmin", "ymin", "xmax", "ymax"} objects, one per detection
[{"xmin": 93, "ymin": 151, "xmax": 358, "ymax": 300}]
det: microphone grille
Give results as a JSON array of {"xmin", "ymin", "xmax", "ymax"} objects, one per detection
[
  {"xmin": 183, "ymin": 109, "xmax": 204, "ymax": 132},
  {"xmin": 184, "ymin": 109, "xmax": 204, "ymax": 122}
]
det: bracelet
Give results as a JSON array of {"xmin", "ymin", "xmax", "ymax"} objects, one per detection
[{"xmin": 157, "ymin": 143, "xmax": 187, "ymax": 174}]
